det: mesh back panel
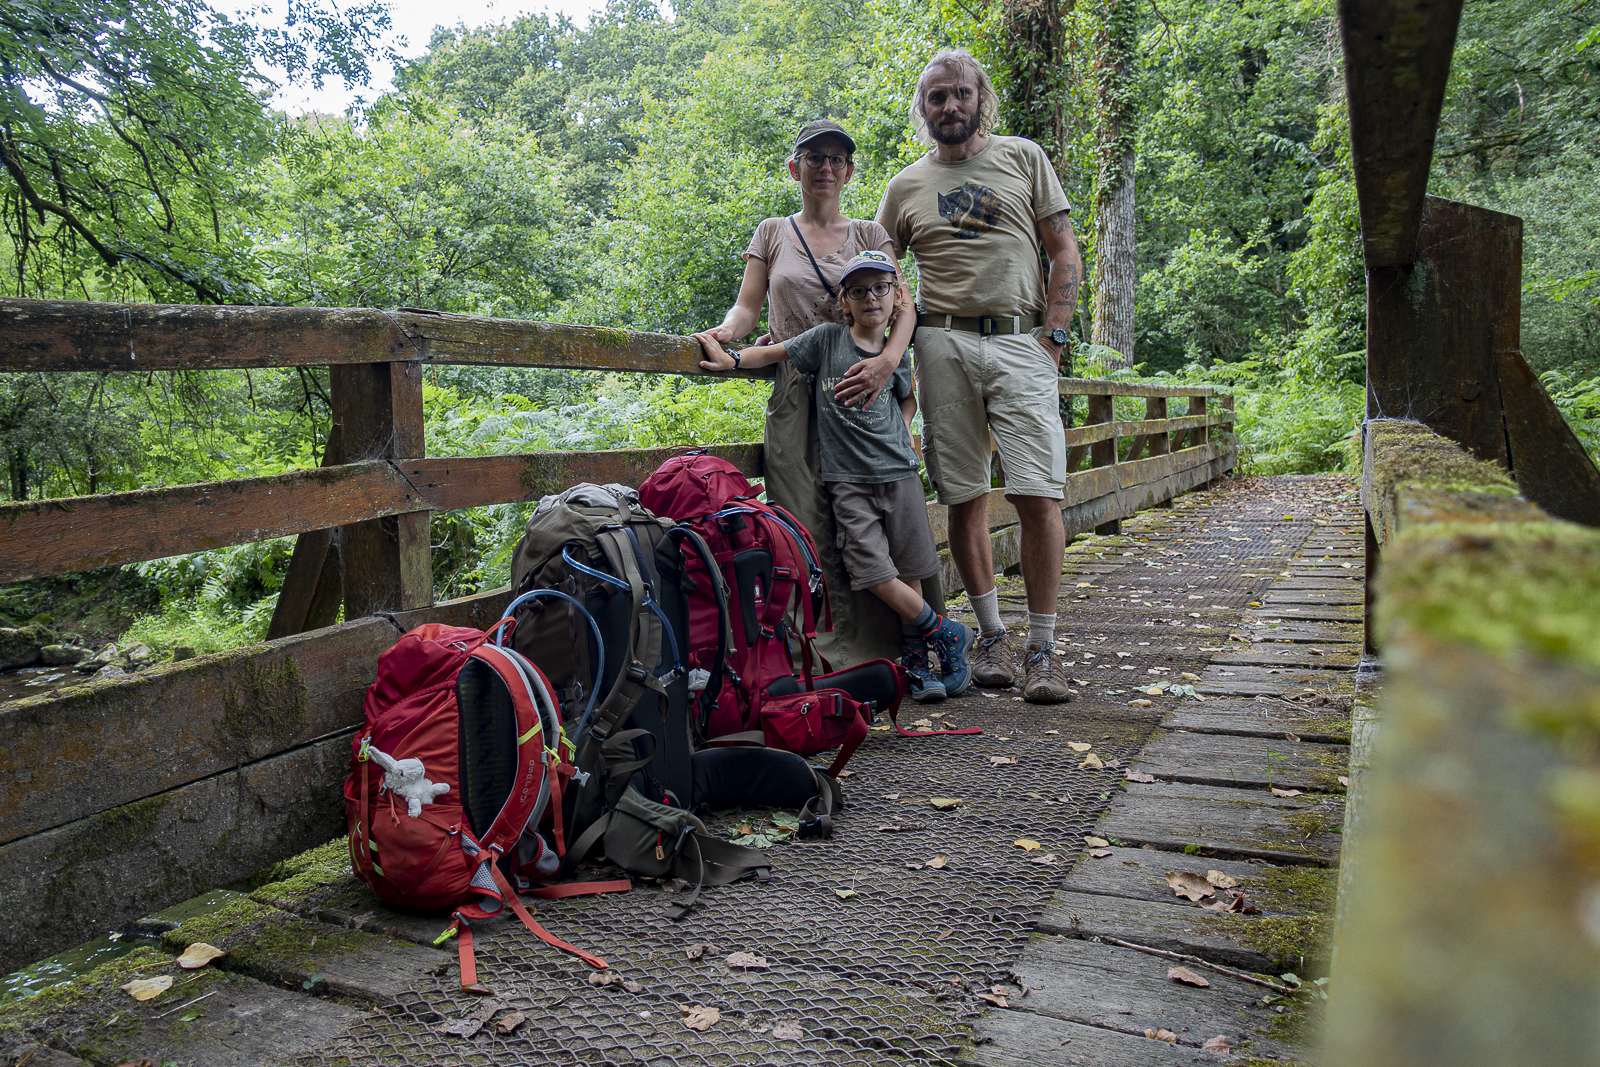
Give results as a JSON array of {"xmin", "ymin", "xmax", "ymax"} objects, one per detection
[{"xmin": 456, "ymin": 658, "xmax": 520, "ymax": 840}]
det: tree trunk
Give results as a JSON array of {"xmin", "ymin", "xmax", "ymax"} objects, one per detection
[
  {"xmin": 999, "ymin": 0, "xmax": 1073, "ymax": 179},
  {"xmin": 1089, "ymin": 0, "xmax": 1138, "ymax": 367}
]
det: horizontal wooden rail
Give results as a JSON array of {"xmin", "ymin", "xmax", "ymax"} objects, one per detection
[
  {"xmin": 0, "ymin": 443, "xmax": 762, "ymax": 583},
  {"xmin": 1061, "ymin": 412, "xmax": 1227, "ymax": 448},
  {"xmin": 0, "ymin": 299, "xmax": 774, "ymax": 377},
  {"xmin": 1058, "ymin": 378, "xmax": 1216, "ymax": 398}
]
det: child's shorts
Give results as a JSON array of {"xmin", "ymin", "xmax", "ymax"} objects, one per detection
[{"xmin": 825, "ymin": 476, "xmax": 941, "ymax": 590}]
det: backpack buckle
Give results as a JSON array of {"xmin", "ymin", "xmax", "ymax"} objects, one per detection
[{"xmin": 797, "ymin": 813, "xmax": 833, "ymax": 840}]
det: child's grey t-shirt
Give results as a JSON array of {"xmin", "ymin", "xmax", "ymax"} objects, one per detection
[{"xmin": 782, "ymin": 322, "xmax": 919, "ymax": 484}]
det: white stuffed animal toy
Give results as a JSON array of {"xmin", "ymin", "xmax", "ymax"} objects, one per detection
[{"xmin": 365, "ymin": 744, "xmax": 450, "ymax": 818}]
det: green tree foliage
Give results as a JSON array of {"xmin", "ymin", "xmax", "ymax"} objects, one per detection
[{"xmin": 0, "ymin": 0, "xmax": 391, "ymax": 303}]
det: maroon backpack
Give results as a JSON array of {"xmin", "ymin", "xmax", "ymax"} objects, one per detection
[
  {"xmin": 344, "ymin": 621, "xmax": 626, "ymax": 991},
  {"xmin": 640, "ymin": 452, "xmax": 911, "ymax": 775}
]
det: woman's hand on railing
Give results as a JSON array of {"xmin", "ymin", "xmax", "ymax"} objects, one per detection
[{"xmin": 692, "ymin": 330, "xmax": 737, "ymax": 372}]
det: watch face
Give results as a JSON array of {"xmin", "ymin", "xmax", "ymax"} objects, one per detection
[{"xmin": 1050, "ymin": 328, "xmax": 1069, "ymax": 345}]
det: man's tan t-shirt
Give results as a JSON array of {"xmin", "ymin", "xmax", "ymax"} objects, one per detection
[
  {"xmin": 745, "ymin": 216, "xmax": 893, "ymax": 341},
  {"xmin": 874, "ymin": 135, "xmax": 1070, "ymax": 319}
]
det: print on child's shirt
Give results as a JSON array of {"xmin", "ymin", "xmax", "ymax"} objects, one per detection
[{"xmin": 819, "ymin": 375, "xmax": 891, "ymax": 429}]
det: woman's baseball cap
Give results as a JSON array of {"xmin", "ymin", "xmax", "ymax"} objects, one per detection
[
  {"xmin": 839, "ymin": 249, "xmax": 897, "ymax": 286},
  {"xmin": 794, "ymin": 119, "xmax": 857, "ymax": 155}
]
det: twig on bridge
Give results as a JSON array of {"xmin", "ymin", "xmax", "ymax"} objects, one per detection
[
  {"xmin": 155, "ymin": 988, "xmax": 217, "ymax": 1018},
  {"xmin": 1102, "ymin": 937, "xmax": 1296, "ymax": 993}
]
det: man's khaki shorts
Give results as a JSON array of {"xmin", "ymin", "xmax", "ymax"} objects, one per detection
[
  {"xmin": 914, "ymin": 325, "xmax": 1067, "ymax": 505},
  {"xmin": 825, "ymin": 477, "xmax": 941, "ymax": 590}
]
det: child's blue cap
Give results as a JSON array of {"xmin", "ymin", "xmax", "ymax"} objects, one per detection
[{"xmin": 839, "ymin": 249, "xmax": 897, "ymax": 287}]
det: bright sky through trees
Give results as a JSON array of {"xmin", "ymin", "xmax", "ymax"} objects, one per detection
[{"xmin": 210, "ymin": 0, "xmax": 611, "ymax": 113}]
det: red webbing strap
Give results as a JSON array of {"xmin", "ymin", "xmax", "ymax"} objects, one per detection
[
  {"xmin": 356, "ymin": 748, "xmax": 374, "ymax": 880},
  {"xmin": 547, "ymin": 754, "xmax": 570, "ymax": 857},
  {"xmin": 889, "ymin": 705, "xmax": 983, "ymax": 737},
  {"xmin": 526, "ymin": 878, "xmax": 632, "ymax": 900},
  {"xmin": 456, "ymin": 919, "xmax": 478, "ymax": 989},
  {"xmin": 825, "ymin": 707, "xmax": 870, "ymax": 777},
  {"xmin": 489, "ymin": 860, "xmax": 609, "ymax": 969}
]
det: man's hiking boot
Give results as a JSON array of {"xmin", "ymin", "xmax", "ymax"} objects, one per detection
[
  {"xmin": 1022, "ymin": 641, "xmax": 1073, "ymax": 704},
  {"xmin": 971, "ymin": 628, "xmax": 1016, "ymax": 688},
  {"xmin": 902, "ymin": 646, "xmax": 947, "ymax": 703},
  {"xmin": 923, "ymin": 615, "xmax": 975, "ymax": 696}
]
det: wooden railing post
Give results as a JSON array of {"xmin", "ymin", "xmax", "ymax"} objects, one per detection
[
  {"xmin": 1089, "ymin": 392, "xmax": 1120, "ymax": 534},
  {"xmin": 1146, "ymin": 395, "xmax": 1172, "ymax": 506},
  {"xmin": 334, "ymin": 361, "xmax": 432, "ymax": 617}
]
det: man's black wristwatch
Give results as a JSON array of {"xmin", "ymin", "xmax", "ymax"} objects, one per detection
[
  {"xmin": 1048, "ymin": 327, "xmax": 1069, "ymax": 346},
  {"xmin": 728, "ymin": 348, "xmax": 742, "ymax": 369}
]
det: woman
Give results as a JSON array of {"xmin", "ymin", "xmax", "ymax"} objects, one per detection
[{"xmin": 700, "ymin": 119, "xmax": 938, "ymax": 666}]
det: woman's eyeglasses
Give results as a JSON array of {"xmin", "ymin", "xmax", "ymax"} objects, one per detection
[
  {"xmin": 843, "ymin": 279, "xmax": 894, "ymax": 301},
  {"xmin": 800, "ymin": 152, "xmax": 850, "ymax": 170}
]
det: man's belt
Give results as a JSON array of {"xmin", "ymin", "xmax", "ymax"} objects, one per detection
[{"xmin": 915, "ymin": 313, "xmax": 1043, "ymax": 336}]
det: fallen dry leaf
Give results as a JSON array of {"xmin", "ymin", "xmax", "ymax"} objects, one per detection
[
  {"xmin": 1067, "ymin": 741, "xmax": 1093, "ymax": 752},
  {"xmin": 989, "ymin": 755, "xmax": 1019, "ymax": 766},
  {"xmin": 1032, "ymin": 853, "xmax": 1059, "ymax": 864},
  {"xmin": 1145, "ymin": 1027, "xmax": 1179, "ymax": 1043},
  {"xmin": 1165, "ymin": 871, "xmax": 1216, "ymax": 901},
  {"xmin": 1285, "ymin": 732, "xmax": 1301, "ymax": 743},
  {"xmin": 1270, "ymin": 787, "xmax": 1303, "ymax": 798},
  {"xmin": 1088, "ymin": 849, "xmax": 1112, "ymax": 858},
  {"xmin": 682, "ymin": 1005, "xmax": 721, "ymax": 1031},
  {"xmin": 929, "ymin": 797, "xmax": 963, "ymax": 810},
  {"xmin": 877, "ymin": 825, "xmax": 906, "ymax": 833},
  {"xmin": 1201, "ymin": 1034, "xmax": 1231, "ymax": 1053},
  {"xmin": 1044, "ymin": 729, "xmax": 1059, "ymax": 735},
  {"xmin": 120, "ymin": 976, "xmax": 172, "ymax": 1001},
  {"xmin": 1125, "ymin": 770, "xmax": 1157, "ymax": 783},
  {"xmin": 1168, "ymin": 966, "xmax": 1211, "ymax": 988},
  {"xmin": 836, "ymin": 770, "xmax": 855, "ymax": 779},
  {"xmin": 772, "ymin": 1019, "xmax": 805, "ymax": 1040},
  {"xmin": 882, "ymin": 792, "xmax": 901, "ymax": 800},
  {"xmin": 1338, "ymin": 776, "xmax": 1350, "ymax": 787},
  {"xmin": 1206, "ymin": 871, "xmax": 1239, "ymax": 889},
  {"xmin": 1182, "ymin": 672, "xmax": 1200, "ymax": 681},
  {"xmin": 1083, "ymin": 835, "xmax": 1109, "ymax": 847},
  {"xmin": 1079, "ymin": 753, "xmax": 1106, "ymax": 769},
  {"xmin": 725, "ymin": 952, "xmax": 770, "ymax": 970},
  {"xmin": 1014, "ymin": 839, "xmax": 1042, "ymax": 851},
  {"xmin": 925, "ymin": 855, "xmax": 949, "ymax": 869},
  {"xmin": 497, "ymin": 1010, "xmax": 527, "ymax": 1035},
  {"xmin": 686, "ymin": 943, "xmax": 714, "ymax": 960},
  {"xmin": 905, "ymin": 860, "xmax": 924, "ymax": 870},
  {"xmin": 176, "ymin": 943, "xmax": 226, "ymax": 970},
  {"xmin": 978, "ymin": 991, "xmax": 1008, "ymax": 1007},
  {"xmin": 438, "ymin": 1001, "xmax": 499, "ymax": 1038},
  {"xmin": 1128, "ymin": 699, "xmax": 1154, "ymax": 708},
  {"xmin": 834, "ymin": 888, "xmax": 858, "ymax": 899}
]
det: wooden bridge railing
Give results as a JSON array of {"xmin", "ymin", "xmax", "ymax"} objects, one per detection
[{"xmin": 0, "ymin": 296, "xmax": 1233, "ymax": 971}]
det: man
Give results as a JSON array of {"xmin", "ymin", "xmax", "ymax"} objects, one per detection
[{"xmin": 872, "ymin": 48, "xmax": 1082, "ymax": 703}]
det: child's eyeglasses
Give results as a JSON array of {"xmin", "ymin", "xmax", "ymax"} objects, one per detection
[
  {"xmin": 843, "ymin": 280, "xmax": 894, "ymax": 301},
  {"xmin": 800, "ymin": 152, "xmax": 850, "ymax": 170}
]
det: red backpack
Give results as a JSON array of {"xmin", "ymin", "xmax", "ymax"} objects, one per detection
[
  {"xmin": 640, "ymin": 452, "xmax": 917, "ymax": 775},
  {"xmin": 344, "ymin": 621, "xmax": 626, "ymax": 991}
]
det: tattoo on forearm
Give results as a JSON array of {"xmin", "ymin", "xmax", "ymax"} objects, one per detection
[{"xmin": 1050, "ymin": 260, "xmax": 1082, "ymax": 309}]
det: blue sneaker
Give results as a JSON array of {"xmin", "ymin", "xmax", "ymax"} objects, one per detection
[
  {"xmin": 923, "ymin": 615, "xmax": 975, "ymax": 696},
  {"xmin": 902, "ymin": 645, "xmax": 947, "ymax": 704}
]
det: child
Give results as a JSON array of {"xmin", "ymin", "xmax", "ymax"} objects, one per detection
[{"xmin": 693, "ymin": 250, "xmax": 974, "ymax": 702}]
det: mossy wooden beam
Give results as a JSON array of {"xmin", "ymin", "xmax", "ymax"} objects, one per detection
[
  {"xmin": 0, "ymin": 618, "xmax": 396, "ymax": 845},
  {"xmin": 0, "ymin": 444, "xmax": 763, "ymax": 584},
  {"xmin": 0, "ymin": 731, "xmax": 352, "ymax": 973},
  {"xmin": 1332, "ymin": 419, "xmax": 1600, "ymax": 1066},
  {"xmin": 1338, "ymin": 0, "xmax": 1464, "ymax": 270}
]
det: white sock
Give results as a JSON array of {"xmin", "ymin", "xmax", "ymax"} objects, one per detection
[
  {"xmin": 971, "ymin": 587, "xmax": 1003, "ymax": 635},
  {"xmin": 1027, "ymin": 611, "xmax": 1057, "ymax": 649}
]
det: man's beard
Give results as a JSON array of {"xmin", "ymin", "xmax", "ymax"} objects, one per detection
[{"xmin": 929, "ymin": 109, "xmax": 981, "ymax": 145}]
